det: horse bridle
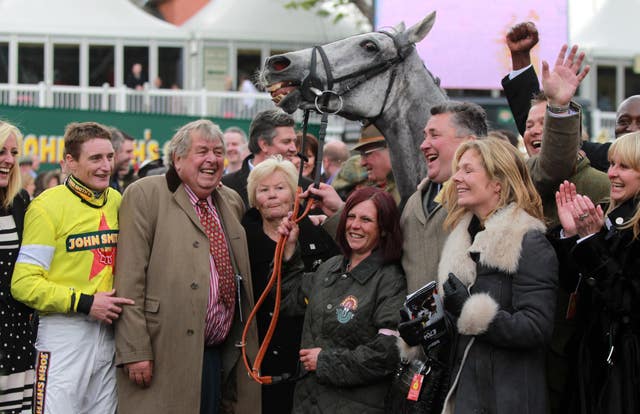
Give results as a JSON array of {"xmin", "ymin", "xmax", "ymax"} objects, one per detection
[
  {"xmin": 295, "ymin": 30, "xmax": 415, "ymax": 192},
  {"xmin": 300, "ymin": 30, "xmax": 415, "ymax": 117}
]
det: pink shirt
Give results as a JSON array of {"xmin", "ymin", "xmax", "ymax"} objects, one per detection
[{"xmin": 184, "ymin": 185, "xmax": 234, "ymax": 345}]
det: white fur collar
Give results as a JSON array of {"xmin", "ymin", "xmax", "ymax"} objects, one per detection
[{"xmin": 437, "ymin": 203, "xmax": 546, "ymax": 291}]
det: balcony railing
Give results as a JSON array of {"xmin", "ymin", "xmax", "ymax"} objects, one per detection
[
  {"xmin": 0, "ymin": 82, "xmax": 363, "ymax": 141},
  {"xmin": 0, "ymin": 82, "xmax": 278, "ymax": 119},
  {"xmin": 0, "ymin": 82, "xmax": 616, "ymax": 143}
]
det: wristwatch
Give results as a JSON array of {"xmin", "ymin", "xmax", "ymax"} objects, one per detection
[{"xmin": 547, "ymin": 103, "xmax": 570, "ymax": 114}]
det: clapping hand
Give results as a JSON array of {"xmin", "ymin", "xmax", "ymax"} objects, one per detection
[
  {"xmin": 555, "ymin": 180, "xmax": 604, "ymax": 238},
  {"xmin": 556, "ymin": 180, "xmax": 579, "ymax": 237},
  {"xmin": 572, "ymin": 194, "xmax": 604, "ymax": 238}
]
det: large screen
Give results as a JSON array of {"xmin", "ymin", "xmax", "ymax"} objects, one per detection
[{"xmin": 375, "ymin": 0, "xmax": 568, "ymax": 90}]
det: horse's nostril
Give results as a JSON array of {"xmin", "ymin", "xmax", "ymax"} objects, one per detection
[{"xmin": 269, "ymin": 56, "xmax": 290, "ymax": 72}]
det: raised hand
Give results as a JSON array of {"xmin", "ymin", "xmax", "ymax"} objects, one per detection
[
  {"xmin": 90, "ymin": 289, "xmax": 135, "ymax": 324},
  {"xmin": 572, "ymin": 194, "xmax": 604, "ymax": 238},
  {"xmin": 556, "ymin": 180, "xmax": 579, "ymax": 237},
  {"xmin": 542, "ymin": 45, "xmax": 591, "ymax": 107},
  {"xmin": 506, "ymin": 22, "xmax": 539, "ymax": 70},
  {"xmin": 277, "ymin": 215, "xmax": 299, "ymax": 261},
  {"xmin": 302, "ymin": 182, "xmax": 345, "ymax": 216}
]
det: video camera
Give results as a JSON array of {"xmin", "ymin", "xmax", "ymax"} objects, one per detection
[
  {"xmin": 404, "ymin": 281, "xmax": 438, "ymax": 319},
  {"xmin": 403, "ymin": 281, "xmax": 447, "ymax": 351}
]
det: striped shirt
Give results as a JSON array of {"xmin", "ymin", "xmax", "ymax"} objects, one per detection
[
  {"xmin": 183, "ymin": 185, "xmax": 234, "ymax": 345},
  {"xmin": 0, "ymin": 214, "xmax": 19, "ymax": 250}
]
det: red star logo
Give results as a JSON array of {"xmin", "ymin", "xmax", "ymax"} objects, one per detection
[{"xmin": 89, "ymin": 213, "xmax": 116, "ymax": 280}]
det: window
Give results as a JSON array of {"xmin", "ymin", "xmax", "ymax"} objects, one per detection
[
  {"xmin": 158, "ymin": 47, "xmax": 182, "ymax": 89},
  {"xmin": 237, "ymin": 48, "xmax": 261, "ymax": 90},
  {"xmin": 18, "ymin": 43, "xmax": 44, "ymax": 84},
  {"xmin": 0, "ymin": 43, "xmax": 8, "ymax": 83},
  {"xmin": 124, "ymin": 46, "xmax": 149, "ymax": 88},
  {"xmin": 89, "ymin": 45, "xmax": 114, "ymax": 86},
  {"xmin": 54, "ymin": 45, "xmax": 79, "ymax": 85},
  {"xmin": 625, "ymin": 67, "xmax": 640, "ymax": 98},
  {"xmin": 597, "ymin": 66, "xmax": 616, "ymax": 111}
]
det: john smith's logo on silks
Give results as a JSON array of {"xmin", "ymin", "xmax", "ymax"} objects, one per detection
[{"xmin": 336, "ymin": 295, "xmax": 358, "ymax": 323}]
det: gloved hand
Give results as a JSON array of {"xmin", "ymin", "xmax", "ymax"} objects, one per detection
[
  {"xmin": 443, "ymin": 273, "xmax": 469, "ymax": 318},
  {"xmin": 398, "ymin": 308, "xmax": 428, "ymax": 346}
]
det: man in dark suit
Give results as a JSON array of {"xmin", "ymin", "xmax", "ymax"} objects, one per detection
[
  {"xmin": 222, "ymin": 109, "xmax": 311, "ymax": 207},
  {"xmin": 114, "ymin": 120, "xmax": 260, "ymax": 414}
]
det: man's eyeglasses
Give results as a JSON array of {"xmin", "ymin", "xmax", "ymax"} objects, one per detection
[{"xmin": 359, "ymin": 146, "xmax": 387, "ymax": 158}]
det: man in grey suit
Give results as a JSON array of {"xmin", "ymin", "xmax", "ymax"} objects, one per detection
[{"xmin": 114, "ymin": 120, "xmax": 260, "ymax": 414}]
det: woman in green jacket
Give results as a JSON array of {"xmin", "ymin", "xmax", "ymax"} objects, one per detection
[{"xmin": 278, "ymin": 186, "xmax": 407, "ymax": 414}]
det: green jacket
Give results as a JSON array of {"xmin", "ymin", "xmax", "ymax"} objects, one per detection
[{"xmin": 282, "ymin": 251, "xmax": 406, "ymax": 414}]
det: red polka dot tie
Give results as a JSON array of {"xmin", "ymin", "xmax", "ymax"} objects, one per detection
[{"xmin": 197, "ymin": 199, "xmax": 236, "ymax": 309}]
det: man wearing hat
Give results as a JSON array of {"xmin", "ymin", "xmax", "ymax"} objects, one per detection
[{"xmin": 334, "ymin": 124, "xmax": 400, "ymax": 204}]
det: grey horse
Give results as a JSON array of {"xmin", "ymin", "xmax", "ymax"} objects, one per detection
[{"xmin": 260, "ymin": 12, "xmax": 447, "ymax": 201}]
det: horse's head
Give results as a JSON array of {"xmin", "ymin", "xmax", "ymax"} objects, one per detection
[{"xmin": 260, "ymin": 12, "xmax": 437, "ymax": 120}]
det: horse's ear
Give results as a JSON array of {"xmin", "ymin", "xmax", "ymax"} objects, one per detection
[
  {"xmin": 406, "ymin": 11, "xmax": 436, "ymax": 44},
  {"xmin": 393, "ymin": 21, "xmax": 406, "ymax": 33}
]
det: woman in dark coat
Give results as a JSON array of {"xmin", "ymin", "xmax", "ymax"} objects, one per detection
[
  {"xmin": 0, "ymin": 121, "xmax": 33, "ymax": 413},
  {"xmin": 278, "ymin": 186, "xmax": 406, "ymax": 414},
  {"xmin": 437, "ymin": 139, "xmax": 557, "ymax": 414},
  {"xmin": 243, "ymin": 156, "xmax": 339, "ymax": 414},
  {"xmin": 556, "ymin": 131, "xmax": 640, "ymax": 414}
]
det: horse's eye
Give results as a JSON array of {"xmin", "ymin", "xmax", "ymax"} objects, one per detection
[{"xmin": 360, "ymin": 40, "xmax": 379, "ymax": 53}]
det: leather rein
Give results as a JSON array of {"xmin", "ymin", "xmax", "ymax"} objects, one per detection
[{"xmin": 240, "ymin": 30, "xmax": 412, "ymax": 385}]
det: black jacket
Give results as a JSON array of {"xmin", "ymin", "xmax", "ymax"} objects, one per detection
[
  {"xmin": 560, "ymin": 197, "xmax": 640, "ymax": 414},
  {"xmin": 242, "ymin": 208, "xmax": 339, "ymax": 413},
  {"xmin": 438, "ymin": 205, "xmax": 558, "ymax": 414}
]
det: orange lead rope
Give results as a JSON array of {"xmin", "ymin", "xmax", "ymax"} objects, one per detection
[{"xmin": 240, "ymin": 186, "xmax": 313, "ymax": 384}]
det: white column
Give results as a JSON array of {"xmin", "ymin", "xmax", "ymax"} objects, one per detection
[
  {"xmin": 115, "ymin": 40, "xmax": 124, "ymax": 87},
  {"xmin": 149, "ymin": 41, "xmax": 158, "ymax": 86},
  {"xmin": 616, "ymin": 63, "xmax": 625, "ymax": 106},
  {"xmin": 79, "ymin": 40, "xmax": 89, "ymax": 88},
  {"xmin": 44, "ymin": 37, "xmax": 53, "ymax": 86}
]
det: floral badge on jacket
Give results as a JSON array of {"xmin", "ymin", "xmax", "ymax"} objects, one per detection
[{"xmin": 336, "ymin": 295, "xmax": 358, "ymax": 323}]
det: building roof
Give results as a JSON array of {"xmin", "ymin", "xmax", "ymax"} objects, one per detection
[
  {"xmin": 182, "ymin": 0, "xmax": 368, "ymax": 44},
  {"xmin": 571, "ymin": 0, "xmax": 640, "ymax": 58},
  {"xmin": 0, "ymin": 0, "xmax": 188, "ymax": 40}
]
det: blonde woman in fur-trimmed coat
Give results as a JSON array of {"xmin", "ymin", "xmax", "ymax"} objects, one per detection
[{"xmin": 437, "ymin": 139, "xmax": 558, "ymax": 414}]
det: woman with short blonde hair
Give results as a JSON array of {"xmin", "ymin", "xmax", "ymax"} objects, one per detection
[
  {"xmin": 246, "ymin": 155, "xmax": 297, "ymax": 209},
  {"xmin": 242, "ymin": 155, "xmax": 338, "ymax": 414},
  {"xmin": 556, "ymin": 131, "xmax": 640, "ymax": 413}
]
